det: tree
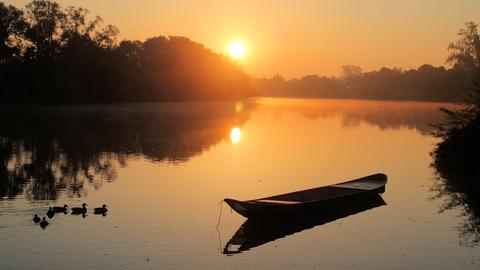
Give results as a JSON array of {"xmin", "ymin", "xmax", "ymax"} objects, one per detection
[
  {"xmin": 22, "ymin": 0, "xmax": 65, "ymax": 60},
  {"xmin": 341, "ymin": 65, "xmax": 363, "ymax": 80},
  {"xmin": 94, "ymin": 24, "xmax": 119, "ymax": 49},
  {"xmin": 17, "ymin": 0, "xmax": 118, "ymax": 60},
  {"xmin": 447, "ymin": 22, "xmax": 480, "ymax": 72},
  {"xmin": 443, "ymin": 22, "xmax": 480, "ymax": 117},
  {"xmin": 0, "ymin": 2, "xmax": 25, "ymax": 63},
  {"xmin": 433, "ymin": 22, "xmax": 480, "ymax": 186},
  {"xmin": 447, "ymin": 21, "xmax": 480, "ymax": 97}
]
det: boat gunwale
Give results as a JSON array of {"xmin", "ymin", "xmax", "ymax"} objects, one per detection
[{"xmin": 240, "ymin": 173, "xmax": 387, "ymax": 205}]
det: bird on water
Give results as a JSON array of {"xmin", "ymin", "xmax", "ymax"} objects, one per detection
[
  {"xmin": 52, "ymin": 204, "xmax": 68, "ymax": 213},
  {"xmin": 39, "ymin": 217, "xmax": 49, "ymax": 228},
  {"xmin": 33, "ymin": 214, "xmax": 41, "ymax": 223},
  {"xmin": 71, "ymin": 203, "xmax": 87, "ymax": 215},
  {"xmin": 47, "ymin": 207, "xmax": 55, "ymax": 219},
  {"xmin": 94, "ymin": 204, "xmax": 108, "ymax": 215}
]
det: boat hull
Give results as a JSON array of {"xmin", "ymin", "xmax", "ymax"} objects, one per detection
[
  {"xmin": 224, "ymin": 173, "xmax": 387, "ymax": 219},
  {"xmin": 223, "ymin": 194, "xmax": 387, "ymax": 254}
]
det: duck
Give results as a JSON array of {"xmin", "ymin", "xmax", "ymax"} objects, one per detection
[
  {"xmin": 46, "ymin": 207, "xmax": 55, "ymax": 219},
  {"xmin": 94, "ymin": 204, "xmax": 108, "ymax": 215},
  {"xmin": 33, "ymin": 214, "xmax": 41, "ymax": 223},
  {"xmin": 39, "ymin": 217, "xmax": 49, "ymax": 228},
  {"xmin": 71, "ymin": 203, "xmax": 87, "ymax": 215},
  {"xmin": 52, "ymin": 204, "xmax": 68, "ymax": 213}
]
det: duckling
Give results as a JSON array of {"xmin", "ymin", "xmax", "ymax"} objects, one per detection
[
  {"xmin": 71, "ymin": 203, "xmax": 87, "ymax": 215},
  {"xmin": 52, "ymin": 204, "xmax": 68, "ymax": 213},
  {"xmin": 94, "ymin": 204, "xmax": 108, "ymax": 215},
  {"xmin": 46, "ymin": 207, "xmax": 55, "ymax": 219},
  {"xmin": 33, "ymin": 214, "xmax": 41, "ymax": 223},
  {"xmin": 39, "ymin": 217, "xmax": 49, "ymax": 228}
]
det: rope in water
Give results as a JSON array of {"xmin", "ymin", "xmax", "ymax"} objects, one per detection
[{"xmin": 216, "ymin": 199, "xmax": 224, "ymax": 228}]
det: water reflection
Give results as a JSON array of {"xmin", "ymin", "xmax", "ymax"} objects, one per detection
[
  {"xmin": 258, "ymin": 98, "xmax": 460, "ymax": 134},
  {"xmin": 223, "ymin": 194, "xmax": 386, "ymax": 254},
  {"xmin": 2, "ymin": 98, "xmax": 479, "ymax": 269},
  {"xmin": 432, "ymin": 162, "xmax": 480, "ymax": 247},
  {"xmin": 0, "ymin": 102, "xmax": 252, "ymax": 201},
  {"xmin": 0, "ymin": 99, "xmax": 455, "ymax": 202}
]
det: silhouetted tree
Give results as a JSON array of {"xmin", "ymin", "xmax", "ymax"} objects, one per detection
[
  {"xmin": 435, "ymin": 22, "xmax": 480, "ymax": 135},
  {"xmin": 255, "ymin": 65, "xmax": 465, "ymax": 102},
  {"xmin": 447, "ymin": 22, "xmax": 480, "ymax": 80},
  {"xmin": 22, "ymin": 0, "xmax": 65, "ymax": 60},
  {"xmin": 341, "ymin": 65, "xmax": 363, "ymax": 89},
  {"xmin": 0, "ymin": 3, "xmax": 24, "ymax": 63},
  {"xmin": 0, "ymin": 0, "xmax": 251, "ymax": 104},
  {"xmin": 432, "ymin": 22, "xmax": 480, "ymax": 246}
]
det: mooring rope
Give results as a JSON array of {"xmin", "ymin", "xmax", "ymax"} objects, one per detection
[
  {"xmin": 216, "ymin": 199, "xmax": 224, "ymax": 228},
  {"xmin": 215, "ymin": 199, "xmax": 226, "ymax": 253}
]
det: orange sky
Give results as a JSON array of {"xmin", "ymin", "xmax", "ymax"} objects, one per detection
[{"xmin": 7, "ymin": 0, "xmax": 480, "ymax": 78}]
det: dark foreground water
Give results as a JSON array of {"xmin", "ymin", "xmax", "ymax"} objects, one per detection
[{"xmin": 0, "ymin": 98, "xmax": 478, "ymax": 269}]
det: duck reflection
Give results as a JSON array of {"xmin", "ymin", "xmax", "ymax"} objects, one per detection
[
  {"xmin": 223, "ymin": 194, "xmax": 386, "ymax": 255},
  {"xmin": 0, "ymin": 102, "xmax": 252, "ymax": 201}
]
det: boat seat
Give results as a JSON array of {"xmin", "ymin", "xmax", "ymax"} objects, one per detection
[{"xmin": 253, "ymin": 199, "xmax": 300, "ymax": 205}]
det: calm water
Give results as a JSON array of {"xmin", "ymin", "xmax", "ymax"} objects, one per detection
[{"xmin": 1, "ymin": 98, "xmax": 479, "ymax": 270}]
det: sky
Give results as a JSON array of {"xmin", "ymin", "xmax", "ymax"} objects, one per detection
[{"xmin": 6, "ymin": 0, "xmax": 480, "ymax": 78}]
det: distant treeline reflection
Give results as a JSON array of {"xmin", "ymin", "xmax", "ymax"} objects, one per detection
[
  {"xmin": 259, "ymin": 98, "xmax": 457, "ymax": 135},
  {"xmin": 0, "ymin": 102, "xmax": 251, "ymax": 200}
]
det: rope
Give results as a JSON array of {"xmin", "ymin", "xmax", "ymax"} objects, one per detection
[
  {"xmin": 216, "ymin": 199, "xmax": 224, "ymax": 228},
  {"xmin": 215, "ymin": 199, "xmax": 226, "ymax": 253}
]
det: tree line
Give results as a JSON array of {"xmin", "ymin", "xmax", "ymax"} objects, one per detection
[
  {"xmin": 255, "ymin": 23, "xmax": 480, "ymax": 103},
  {"xmin": 255, "ymin": 64, "xmax": 466, "ymax": 102},
  {"xmin": 0, "ymin": 1, "xmax": 252, "ymax": 104}
]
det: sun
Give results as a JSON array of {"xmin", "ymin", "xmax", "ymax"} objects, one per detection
[
  {"xmin": 228, "ymin": 41, "xmax": 246, "ymax": 59},
  {"xmin": 230, "ymin": 127, "xmax": 241, "ymax": 144}
]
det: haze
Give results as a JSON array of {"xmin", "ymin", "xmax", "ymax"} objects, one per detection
[{"xmin": 5, "ymin": 0, "xmax": 480, "ymax": 77}]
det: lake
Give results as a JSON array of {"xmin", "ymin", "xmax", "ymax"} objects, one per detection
[{"xmin": 0, "ymin": 98, "xmax": 479, "ymax": 270}]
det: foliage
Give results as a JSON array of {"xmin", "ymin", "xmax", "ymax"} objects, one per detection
[
  {"xmin": 0, "ymin": 2, "xmax": 25, "ymax": 63},
  {"xmin": 256, "ymin": 64, "xmax": 465, "ymax": 102},
  {"xmin": 447, "ymin": 22, "xmax": 480, "ymax": 73},
  {"xmin": 0, "ymin": 0, "xmax": 251, "ymax": 104},
  {"xmin": 434, "ymin": 21, "xmax": 480, "ymax": 139},
  {"xmin": 432, "ymin": 21, "xmax": 480, "ymax": 246}
]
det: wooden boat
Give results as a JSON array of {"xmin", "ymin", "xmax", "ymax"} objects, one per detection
[
  {"xmin": 224, "ymin": 194, "xmax": 386, "ymax": 254},
  {"xmin": 224, "ymin": 173, "xmax": 387, "ymax": 219}
]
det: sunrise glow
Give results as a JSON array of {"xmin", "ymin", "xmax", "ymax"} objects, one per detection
[
  {"xmin": 228, "ymin": 42, "xmax": 246, "ymax": 59},
  {"xmin": 230, "ymin": 127, "xmax": 241, "ymax": 143},
  {"xmin": 2, "ymin": 0, "xmax": 479, "ymax": 268}
]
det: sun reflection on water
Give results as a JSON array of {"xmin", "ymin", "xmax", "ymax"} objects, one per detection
[
  {"xmin": 230, "ymin": 127, "xmax": 241, "ymax": 144},
  {"xmin": 235, "ymin": 101, "xmax": 244, "ymax": 113}
]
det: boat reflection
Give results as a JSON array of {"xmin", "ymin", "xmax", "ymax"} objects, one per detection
[{"xmin": 223, "ymin": 194, "xmax": 386, "ymax": 255}]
